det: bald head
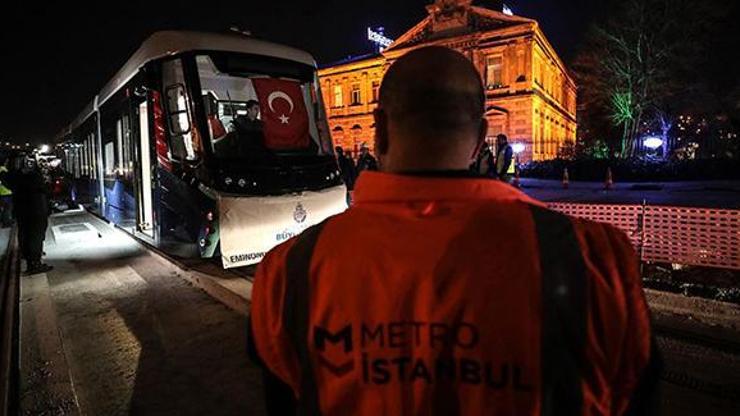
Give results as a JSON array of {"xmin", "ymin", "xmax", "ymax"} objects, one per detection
[{"xmin": 374, "ymin": 46, "xmax": 487, "ymax": 172}]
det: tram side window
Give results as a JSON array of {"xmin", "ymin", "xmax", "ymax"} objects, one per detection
[
  {"xmin": 88, "ymin": 132, "xmax": 97, "ymax": 180},
  {"xmin": 115, "ymin": 115, "xmax": 133, "ymax": 179},
  {"xmin": 73, "ymin": 146, "xmax": 81, "ymax": 179},
  {"xmin": 162, "ymin": 59, "xmax": 199, "ymax": 161},
  {"xmin": 122, "ymin": 115, "xmax": 132, "ymax": 178},
  {"xmin": 84, "ymin": 138, "xmax": 92, "ymax": 177},
  {"xmin": 116, "ymin": 119, "xmax": 124, "ymax": 176},
  {"xmin": 82, "ymin": 142, "xmax": 88, "ymax": 177},
  {"xmin": 105, "ymin": 142, "xmax": 115, "ymax": 176},
  {"xmin": 88, "ymin": 133, "xmax": 94, "ymax": 179}
]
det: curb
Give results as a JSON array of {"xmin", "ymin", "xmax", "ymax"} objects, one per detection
[
  {"xmin": 147, "ymin": 248, "xmax": 252, "ymax": 317},
  {"xmin": 646, "ymin": 288, "xmax": 740, "ymax": 332},
  {"xmin": 83, "ymin": 212, "xmax": 253, "ymax": 317}
]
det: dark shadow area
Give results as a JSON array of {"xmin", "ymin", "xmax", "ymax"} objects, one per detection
[{"xmin": 102, "ymin": 254, "xmax": 266, "ymax": 415}]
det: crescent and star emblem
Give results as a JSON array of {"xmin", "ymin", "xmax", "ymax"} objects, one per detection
[{"xmin": 267, "ymin": 91, "xmax": 294, "ymax": 125}]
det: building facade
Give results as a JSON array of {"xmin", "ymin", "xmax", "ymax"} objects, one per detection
[{"xmin": 318, "ymin": 0, "xmax": 577, "ymax": 163}]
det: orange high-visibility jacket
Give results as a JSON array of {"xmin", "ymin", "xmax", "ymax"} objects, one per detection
[{"xmin": 251, "ymin": 172, "xmax": 654, "ymax": 416}]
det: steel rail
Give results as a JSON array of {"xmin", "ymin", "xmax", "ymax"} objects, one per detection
[{"xmin": 0, "ymin": 226, "xmax": 20, "ymax": 416}]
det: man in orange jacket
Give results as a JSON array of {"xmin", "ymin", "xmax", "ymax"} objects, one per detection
[{"xmin": 248, "ymin": 46, "xmax": 659, "ymax": 415}]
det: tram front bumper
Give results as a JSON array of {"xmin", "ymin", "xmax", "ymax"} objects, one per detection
[{"xmin": 217, "ymin": 185, "xmax": 348, "ymax": 269}]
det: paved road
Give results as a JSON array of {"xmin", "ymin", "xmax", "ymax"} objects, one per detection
[
  {"xmin": 19, "ymin": 211, "xmax": 265, "ymax": 415},
  {"xmin": 656, "ymin": 330, "xmax": 740, "ymax": 415},
  {"xmin": 520, "ymin": 178, "xmax": 740, "ymax": 208}
]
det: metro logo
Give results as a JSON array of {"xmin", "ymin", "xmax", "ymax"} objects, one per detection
[
  {"xmin": 314, "ymin": 325, "xmax": 353, "ymax": 353},
  {"xmin": 313, "ymin": 325, "xmax": 354, "ymax": 377},
  {"xmin": 311, "ymin": 321, "xmax": 533, "ymax": 391}
]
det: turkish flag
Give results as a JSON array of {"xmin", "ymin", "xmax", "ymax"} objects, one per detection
[{"xmin": 252, "ymin": 78, "xmax": 311, "ymax": 150}]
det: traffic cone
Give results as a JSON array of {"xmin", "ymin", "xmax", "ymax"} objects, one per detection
[
  {"xmin": 604, "ymin": 167, "xmax": 614, "ymax": 190},
  {"xmin": 513, "ymin": 166, "xmax": 521, "ymax": 188},
  {"xmin": 562, "ymin": 168, "xmax": 570, "ymax": 189}
]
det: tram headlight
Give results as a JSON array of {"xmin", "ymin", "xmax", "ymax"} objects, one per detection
[
  {"xmin": 224, "ymin": 177, "xmax": 233, "ymax": 186},
  {"xmin": 238, "ymin": 178, "xmax": 247, "ymax": 188}
]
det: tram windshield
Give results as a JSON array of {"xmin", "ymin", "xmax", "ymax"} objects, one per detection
[{"xmin": 196, "ymin": 53, "xmax": 332, "ymax": 164}]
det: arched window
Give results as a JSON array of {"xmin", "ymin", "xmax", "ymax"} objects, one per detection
[{"xmin": 332, "ymin": 126, "xmax": 350, "ymax": 150}]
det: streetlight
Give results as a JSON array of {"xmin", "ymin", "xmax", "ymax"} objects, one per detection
[
  {"xmin": 643, "ymin": 137, "xmax": 664, "ymax": 150},
  {"xmin": 39, "ymin": 144, "xmax": 50, "ymax": 153}
]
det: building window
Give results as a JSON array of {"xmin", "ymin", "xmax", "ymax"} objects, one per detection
[
  {"xmin": 517, "ymin": 50, "xmax": 525, "ymax": 81},
  {"xmin": 486, "ymin": 56, "xmax": 504, "ymax": 89},
  {"xmin": 538, "ymin": 61, "xmax": 545, "ymax": 88},
  {"xmin": 333, "ymin": 85, "xmax": 343, "ymax": 107},
  {"xmin": 350, "ymin": 83, "xmax": 362, "ymax": 106},
  {"xmin": 371, "ymin": 81, "xmax": 380, "ymax": 102}
]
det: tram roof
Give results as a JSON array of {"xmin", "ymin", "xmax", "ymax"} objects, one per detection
[{"xmin": 61, "ymin": 31, "xmax": 317, "ymax": 138}]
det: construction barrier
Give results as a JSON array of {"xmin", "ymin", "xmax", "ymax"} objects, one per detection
[{"xmin": 548, "ymin": 202, "xmax": 740, "ymax": 270}]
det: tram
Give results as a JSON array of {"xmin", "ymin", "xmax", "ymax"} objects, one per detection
[{"xmin": 56, "ymin": 31, "xmax": 347, "ymax": 268}]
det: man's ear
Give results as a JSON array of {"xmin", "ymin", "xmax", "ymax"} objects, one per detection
[
  {"xmin": 472, "ymin": 118, "xmax": 488, "ymax": 159},
  {"xmin": 374, "ymin": 108, "xmax": 389, "ymax": 156}
]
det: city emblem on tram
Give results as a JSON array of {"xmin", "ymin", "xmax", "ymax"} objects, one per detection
[{"xmin": 294, "ymin": 202, "xmax": 307, "ymax": 223}]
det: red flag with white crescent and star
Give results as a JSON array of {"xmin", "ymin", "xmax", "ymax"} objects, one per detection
[{"xmin": 252, "ymin": 78, "xmax": 310, "ymax": 150}]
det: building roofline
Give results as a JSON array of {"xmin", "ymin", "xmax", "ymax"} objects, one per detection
[{"xmin": 320, "ymin": 52, "xmax": 382, "ymax": 70}]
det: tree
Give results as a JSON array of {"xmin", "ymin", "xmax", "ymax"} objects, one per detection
[{"xmin": 573, "ymin": 0, "xmax": 701, "ymax": 158}]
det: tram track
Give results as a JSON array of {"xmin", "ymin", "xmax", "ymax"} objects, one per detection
[
  {"xmin": 654, "ymin": 323, "xmax": 740, "ymax": 401},
  {"xmin": 654, "ymin": 324, "xmax": 740, "ymax": 356}
]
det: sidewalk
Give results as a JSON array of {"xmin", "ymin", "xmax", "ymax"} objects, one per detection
[{"xmin": 19, "ymin": 211, "xmax": 265, "ymax": 415}]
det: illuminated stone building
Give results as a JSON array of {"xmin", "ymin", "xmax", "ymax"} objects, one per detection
[{"xmin": 318, "ymin": 0, "xmax": 577, "ymax": 162}]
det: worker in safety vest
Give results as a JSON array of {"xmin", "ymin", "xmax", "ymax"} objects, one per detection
[
  {"xmin": 495, "ymin": 133, "xmax": 515, "ymax": 183},
  {"xmin": 0, "ymin": 162, "xmax": 13, "ymax": 227},
  {"xmin": 248, "ymin": 46, "xmax": 659, "ymax": 416}
]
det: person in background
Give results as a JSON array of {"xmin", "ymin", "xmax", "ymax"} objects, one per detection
[
  {"xmin": 1, "ymin": 155, "xmax": 53, "ymax": 274},
  {"xmin": 0, "ymin": 160, "xmax": 13, "ymax": 227},
  {"xmin": 471, "ymin": 141, "xmax": 496, "ymax": 178},
  {"xmin": 495, "ymin": 133, "xmax": 514, "ymax": 183},
  {"xmin": 335, "ymin": 146, "xmax": 357, "ymax": 190},
  {"xmin": 218, "ymin": 100, "xmax": 265, "ymax": 157},
  {"xmin": 356, "ymin": 143, "xmax": 378, "ymax": 173},
  {"xmin": 232, "ymin": 100, "xmax": 264, "ymax": 136}
]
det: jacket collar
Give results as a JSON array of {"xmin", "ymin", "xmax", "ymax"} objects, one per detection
[{"xmin": 352, "ymin": 171, "xmax": 544, "ymax": 206}]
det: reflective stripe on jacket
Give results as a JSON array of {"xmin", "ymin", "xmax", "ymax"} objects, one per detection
[
  {"xmin": 0, "ymin": 166, "xmax": 11, "ymax": 196},
  {"xmin": 251, "ymin": 172, "xmax": 654, "ymax": 415},
  {"xmin": 496, "ymin": 145, "xmax": 515, "ymax": 175}
]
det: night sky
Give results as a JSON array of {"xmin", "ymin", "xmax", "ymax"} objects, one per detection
[{"xmin": 0, "ymin": 0, "xmax": 600, "ymax": 144}]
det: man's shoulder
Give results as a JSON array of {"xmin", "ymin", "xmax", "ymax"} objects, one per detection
[
  {"xmin": 258, "ymin": 220, "xmax": 332, "ymax": 275},
  {"xmin": 569, "ymin": 214, "xmax": 632, "ymax": 247},
  {"xmin": 528, "ymin": 205, "xmax": 634, "ymax": 253},
  {"xmin": 259, "ymin": 237, "xmax": 297, "ymax": 272}
]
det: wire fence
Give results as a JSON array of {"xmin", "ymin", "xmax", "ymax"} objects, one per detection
[{"xmin": 548, "ymin": 202, "xmax": 740, "ymax": 270}]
